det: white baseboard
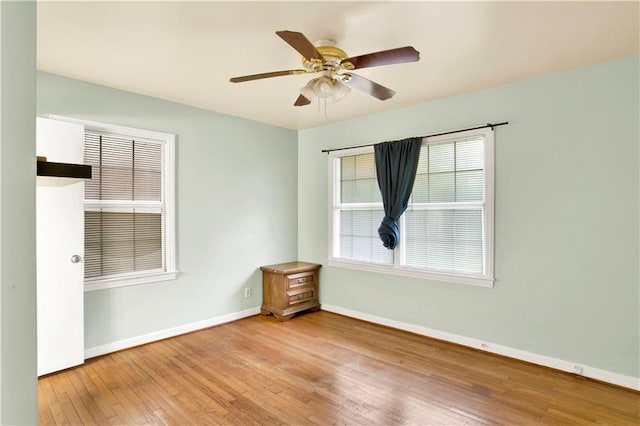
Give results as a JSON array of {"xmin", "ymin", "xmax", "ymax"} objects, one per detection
[
  {"xmin": 321, "ymin": 304, "xmax": 640, "ymax": 391},
  {"xmin": 84, "ymin": 307, "xmax": 261, "ymax": 359}
]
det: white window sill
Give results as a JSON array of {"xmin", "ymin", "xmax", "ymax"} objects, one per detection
[
  {"xmin": 328, "ymin": 259, "xmax": 494, "ymax": 288},
  {"xmin": 84, "ymin": 270, "xmax": 178, "ymax": 292}
]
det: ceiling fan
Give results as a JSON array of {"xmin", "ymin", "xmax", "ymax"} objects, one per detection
[{"xmin": 229, "ymin": 30, "xmax": 420, "ymax": 107}]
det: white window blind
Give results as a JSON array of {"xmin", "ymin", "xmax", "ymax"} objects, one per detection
[
  {"xmin": 405, "ymin": 136, "xmax": 485, "ymax": 275},
  {"xmin": 338, "ymin": 152, "xmax": 392, "ymax": 265},
  {"xmin": 84, "ymin": 131, "xmax": 165, "ymax": 280},
  {"xmin": 329, "ymin": 127, "xmax": 494, "ymax": 287}
]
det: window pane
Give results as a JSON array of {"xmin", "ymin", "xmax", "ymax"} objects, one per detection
[
  {"xmin": 340, "ymin": 155, "xmax": 355, "ymax": 180},
  {"xmin": 405, "ymin": 210, "xmax": 428, "ymax": 267},
  {"xmin": 339, "ymin": 210, "xmax": 392, "ymax": 265},
  {"xmin": 84, "ymin": 211, "xmax": 163, "ymax": 279},
  {"xmin": 416, "ymin": 144, "xmax": 429, "ymax": 174},
  {"xmin": 410, "ymin": 138, "xmax": 484, "ymax": 205},
  {"xmin": 352, "ymin": 178, "xmax": 379, "ymax": 203},
  {"xmin": 84, "ymin": 132, "xmax": 162, "ymax": 202},
  {"xmin": 455, "ymin": 138, "xmax": 484, "ymax": 171},
  {"xmin": 411, "ymin": 173, "xmax": 429, "ymax": 203},
  {"xmin": 101, "ymin": 136, "xmax": 133, "ymax": 201},
  {"xmin": 428, "ymin": 172, "xmax": 455, "ymax": 203},
  {"xmin": 355, "ymin": 153, "xmax": 376, "ymax": 179},
  {"xmin": 341, "ymin": 180, "xmax": 355, "ymax": 203},
  {"xmin": 133, "ymin": 141, "xmax": 162, "ymax": 201},
  {"xmin": 84, "ymin": 132, "xmax": 102, "ymax": 200},
  {"xmin": 134, "ymin": 212, "xmax": 164, "ymax": 269},
  {"xmin": 340, "ymin": 153, "xmax": 381, "ymax": 203},
  {"xmin": 428, "ymin": 143, "xmax": 454, "ymax": 173},
  {"xmin": 456, "ymin": 170, "xmax": 483, "ymax": 202},
  {"xmin": 453, "ymin": 209, "xmax": 484, "ymax": 273},
  {"xmin": 405, "ymin": 209, "xmax": 483, "ymax": 274}
]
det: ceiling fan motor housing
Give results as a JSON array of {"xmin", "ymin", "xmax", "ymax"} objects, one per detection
[{"xmin": 302, "ymin": 39, "xmax": 354, "ymax": 72}]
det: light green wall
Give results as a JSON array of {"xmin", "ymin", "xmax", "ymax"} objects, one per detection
[
  {"xmin": 298, "ymin": 56, "xmax": 639, "ymax": 378},
  {"xmin": 37, "ymin": 72, "xmax": 298, "ymax": 349},
  {"xmin": 36, "ymin": 56, "xmax": 639, "ymax": 380},
  {"xmin": 0, "ymin": 1, "xmax": 37, "ymax": 424}
]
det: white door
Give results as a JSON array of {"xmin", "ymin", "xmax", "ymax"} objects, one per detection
[{"xmin": 36, "ymin": 117, "xmax": 85, "ymax": 376}]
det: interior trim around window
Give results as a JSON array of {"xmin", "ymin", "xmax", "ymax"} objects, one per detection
[
  {"xmin": 327, "ymin": 127, "xmax": 495, "ymax": 288},
  {"xmin": 48, "ymin": 115, "xmax": 178, "ymax": 291},
  {"xmin": 328, "ymin": 259, "xmax": 494, "ymax": 288},
  {"xmin": 84, "ymin": 271, "xmax": 178, "ymax": 292}
]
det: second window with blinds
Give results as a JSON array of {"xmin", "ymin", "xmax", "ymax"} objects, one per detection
[
  {"xmin": 83, "ymin": 121, "xmax": 176, "ymax": 291},
  {"xmin": 328, "ymin": 127, "xmax": 494, "ymax": 287}
]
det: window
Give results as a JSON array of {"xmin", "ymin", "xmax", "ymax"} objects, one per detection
[
  {"xmin": 329, "ymin": 128, "xmax": 494, "ymax": 287},
  {"xmin": 80, "ymin": 120, "xmax": 176, "ymax": 291}
]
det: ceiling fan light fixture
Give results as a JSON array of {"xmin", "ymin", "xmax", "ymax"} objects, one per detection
[
  {"xmin": 313, "ymin": 76, "xmax": 334, "ymax": 98},
  {"xmin": 330, "ymin": 80, "xmax": 351, "ymax": 103},
  {"xmin": 300, "ymin": 76, "xmax": 351, "ymax": 105},
  {"xmin": 300, "ymin": 79, "xmax": 316, "ymax": 100}
]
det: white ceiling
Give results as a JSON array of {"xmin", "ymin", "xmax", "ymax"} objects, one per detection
[{"xmin": 37, "ymin": 1, "xmax": 639, "ymax": 130}]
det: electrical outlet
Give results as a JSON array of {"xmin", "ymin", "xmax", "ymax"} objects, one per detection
[{"xmin": 244, "ymin": 288, "xmax": 251, "ymax": 298}]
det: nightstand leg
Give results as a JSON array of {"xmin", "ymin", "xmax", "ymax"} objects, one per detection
[{"xmin": 274, "ymin": 313, "xmax": 294, "ymax": 322}]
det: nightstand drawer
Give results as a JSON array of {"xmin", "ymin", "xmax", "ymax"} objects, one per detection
[
  {"xmin": 287, "ymin": 272, "xmax": 314, "ymax": 288},
  {"xmin": 288, "ymin": 287, "xmax": 315, "ymax": 305}
]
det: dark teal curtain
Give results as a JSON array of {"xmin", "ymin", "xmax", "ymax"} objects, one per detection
[{"xmin": 374, "ymin": 137, "xmax": 422, "ymax": 249}]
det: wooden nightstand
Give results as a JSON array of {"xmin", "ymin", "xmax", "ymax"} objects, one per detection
[{"xmin": 259, "ymin": 261, "xmax": 321, "ymax": 321}]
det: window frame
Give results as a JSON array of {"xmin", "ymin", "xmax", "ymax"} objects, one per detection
[
  {"xmin": 328, "ymin": 128, "xmax": 494, "ymax": 288},
  {"xmin": 50, "ymin": 115, "xmax": 177, "ymax": 291}
]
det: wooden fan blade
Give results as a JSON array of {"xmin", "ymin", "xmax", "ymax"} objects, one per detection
[
  {"xmin": 276, "ymin": 30, "xmax": 323, "ymax": 61},
  {"xmin": 294, "ymin": 94, "xmax": 311, "ymax": 106},
  {"xmin": 230, "ymin": 69, "xmax": 307, "ymax": 83},
  {"xmin": 342, "ymin": 73, "xmax": 396, "ymax": 101},
  {"xmin": 342, "ymin": 46, "xmax": 419, "ymax": 70}
]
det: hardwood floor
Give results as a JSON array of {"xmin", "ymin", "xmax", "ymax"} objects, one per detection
[{"xmin": 39, "ymin": 311, "xmax": 639, "ymax": 425}]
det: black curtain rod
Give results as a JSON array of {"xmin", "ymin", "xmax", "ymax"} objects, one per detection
[{"xmin": 321, "ymin": 122, "xmax": 509, "ymax": 154}]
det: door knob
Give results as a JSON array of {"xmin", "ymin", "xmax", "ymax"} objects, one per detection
[{"xmin": 70, "ymin": 255, "xmax": 82, "ymax": 263}]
